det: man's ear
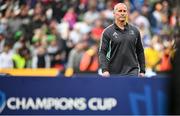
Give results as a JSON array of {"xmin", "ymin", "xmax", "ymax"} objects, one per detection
[{"xmin": 126, "ymin": 15, "xmax": 128, "ymax": 23}]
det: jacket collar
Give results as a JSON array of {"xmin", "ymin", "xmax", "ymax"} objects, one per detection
[{"xmin": 114, "ymin": 22, "xmax": 129, "ymax": 31}]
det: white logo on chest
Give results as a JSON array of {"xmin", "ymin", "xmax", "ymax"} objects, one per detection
[
  {"xmin": 113, "ymin": 32, "xmax": 118, "ymax": 38},
  {"xmin": 129, "ymin": 30, "xmax": 135, "ymax": 35}
]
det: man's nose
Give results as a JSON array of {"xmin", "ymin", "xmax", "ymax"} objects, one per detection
[{"xmin": 121, "ymin": 13, "xmax": 125, "ymax": 16}]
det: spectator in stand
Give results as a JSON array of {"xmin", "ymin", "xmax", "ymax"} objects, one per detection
[
  {"xmin": 63, "ymin": 7, "xmax": 77, "ymax": 30},
  {"xmin": 0, "ymin": 33, "xmax": 6, "ymax": 53},
  {"xmin": 144, "ymin": 36, "xmax": 162, "ymax": 76},
  {"xmin": 101, "ymin": 0, "xmax": 114, "ymax": 19},
  {"xmin": 80, "ymin": 43, "xmax": 99, "ymax": 73},
  {"xmin": 32, "ymin": 46, "xmax": 50, "ymax": 68},
  {"xmin": 90, "ymin": 19, "xmax": 104, "ymax": 42},
  {"xmin": 65, "ymin": 39, "xmax": 88, "ymax": 77},
  {"xmin": 169, "ymin": 8, "xmax": 178, "ymax": 27},
  {"xmin": 83, "ymin": 0, "xmax": 100, "ymax": 27},
  {"xmin": 69, "ymin": 25, "xmax": 82, "ymax": 45},
  {"xmin": 152, "ymin": 2, "xmax": 163, "ymax": 34},
  {"xmin": 0, "ymin": 42, "xmax": 14, "ymax": 68},
  {"xmin": 156, "ymin": 40, "xmax": 174, "ymax": 73},
  {"xmin": 30, "ymin": 2, "xmax": 46, "ymax": 31},
  {"xmin": 131, "ymin": 10, "xmax": 151, "ymax": 47},
  {"xmin": 12, "ymin": 46, "xmax": 30, "ymax": 68}
]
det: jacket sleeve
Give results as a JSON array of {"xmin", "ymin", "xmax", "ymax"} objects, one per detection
[
  {"xmin": 135, "ymin": 29, "xmax": 146, "ymax": 73},
  {"xmin": 98, "ymin": 30, "xmax": 110, "ymax": 72}
]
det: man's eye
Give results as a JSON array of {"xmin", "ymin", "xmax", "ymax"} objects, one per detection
[{"xmin": 118, "ymin": 10, "xmax": 126, "ymax": 12}]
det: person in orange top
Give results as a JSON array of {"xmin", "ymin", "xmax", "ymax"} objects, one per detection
[
  {"xmin": 80, "ymin": 44, "xmax": 99, "ymax": 73},
  {"xmin": 157, "ymin": 44, "xmax": 174, "ymax": 72}
]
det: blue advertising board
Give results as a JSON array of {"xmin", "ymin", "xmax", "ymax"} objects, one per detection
[{"xmin": 0, "ymin": 75, "xmax": 169, "ymax": 115}]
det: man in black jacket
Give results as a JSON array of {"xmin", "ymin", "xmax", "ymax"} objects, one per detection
[{"xmin": 99, "ymin": 3, "xmax": 145, "ymax": 77}]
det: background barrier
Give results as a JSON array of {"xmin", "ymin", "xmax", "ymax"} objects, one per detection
[
  {"xmin": 0, "ymin": 75, "xmax": 169, "ymax": 115},
  {"xmin": 0, "ymin": 68, "xmax": 59, "ymax": 77}
]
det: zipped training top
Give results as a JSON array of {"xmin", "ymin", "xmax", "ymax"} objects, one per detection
[{"xmin": 99, "ymin": 23, "xmax": 145, "ymax": 75}]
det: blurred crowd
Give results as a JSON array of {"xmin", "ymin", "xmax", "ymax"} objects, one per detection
[{"xmin": 0, "ymin": 0, "xmax": 179, "ymax": 77}]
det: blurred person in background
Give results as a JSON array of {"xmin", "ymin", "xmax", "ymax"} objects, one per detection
[
  {"xmin": 12, "ymin": 46, "xmax": 31, "ymax": 68},
  {"xmin": 63, "ymin": 7, "xmax": 77, "ymax": 30},
  {"xmin": 65, "ymin": 39, "xmax": 88, "ymax": 77},
  {"xmin": 144, "ymin": 35, "xmax": 162, "ymax": 77},
  {"xmin": 69, "ymin": 24, "xmax": 82, "ymax": 45},
  {"xmin": 101, "ymin": 0, "xmax": 114, "ymax": 27},
  {"xmin": 152, "ymin": 2, "xmax": 163, "ymax": 34},
  {"xmin": 0, "ymin": 33, "xmax": 6, "ymax": 53},
  {"xmin": 90, "ymin": 19, "xmax": 104, "ymax": 42},
  {"xmin": 0, "ymin": 41, "xmax": 14, "ymax": 68},
  {"xmin": 32, "ymin": 46, "xmax": 50, "ymax": 68},
  {"xmin": 130, "ymin": 7, "xmax": 151, "ymax": 47},
  {"xmin": 99, "ymin": 3, "xmax": 145, "ymax": 77},
  {"xmin": 80, "ymin": 43, "xmax": 99, "ymax": 73},
  {"xmin": 156, "ymin": 40, "xmax": 174, "ymax": 74},
  {"xmin": 83, "ymin": 0, "xmax": 100, "ymax": 28},
  {"xmin": 46, "ymin": 35, "xmax": 66, "ymax": 71}
]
